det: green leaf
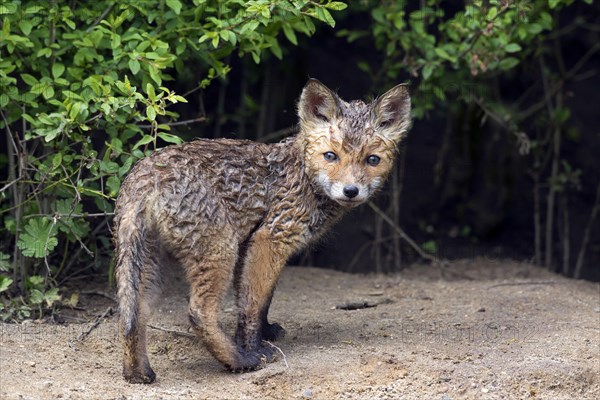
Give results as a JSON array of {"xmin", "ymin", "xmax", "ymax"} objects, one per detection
[
  {"xmin": 146, "ymin": 105, "xmax": 157, "ymax": 121},
  {"xmin": 282, "ymin": 25, "xmax": 298, "ymax": 45},
  {"xmin": 21, "ymin": 73, "xmax": 38, "ymax": 86},
  {"xmin": 422, "ymin": 240, "xmax": 438, "ymax": 254},
  {"xmin": 172, "ymin": 95, "xmax": 188, "ymax": 103},
  {"xmin": 157, "ymin": 132, "xmax": 183, "ymax": 144},
  {"xmin": 166, "ymin": 0, "xmax": 182, "ymax": 14},
  {"xmin": 51, "ymin": 153, "xmax": 62, "ymax": 170},
  {"xmin": 504, "ymin": 43, "xmax": 522, "ymax": 53},
  {"xmin": 0, "ymin": 253, "xmax": 10, "ymax": 272},
  {"xmin": 119, "ymin": 156, "xmax": 135, "ymax": 177},
  {"xmin": 434, "ymin": 47, "xmax": 454, "ymax": 62},
  {"xmin": 422, "ymin": 64, "xmax": 435, "ymax": 80},
  {"xmin": 37, "ymin": 48, "xmax": 52, "ymax": 58},
  {"xmin": 549, "ymin": 0, "xmax": 560, "ymax": 9},
  {"xmin": 486, "ymin": 7, "xmax": 497, "ymax": 20},
  {"xmin": 52, "ymin": 63, "xmax": 65, "ymax": 79},
  {"xmin": 315, "ymin": 7, "xmax": 336, "ymax": 27},
  {"xmin": 106, "ymin": 175, "xmax": 121, "ymax": 197},
  {"xmin": 44, "ymin": 288, "xmax": 61, "ymax": 307},
  {"xmin": 499, "ymin": 57, "xmax": 519, "ymax": 70},
  {"xmin": 29, "ymin": 288, "xmax": 44, "ymax": 305},
  {"xmin": 42, "ymin": 85, "xmax": 54, "ymax": 100},
  {"xmin": 133, "ymin": 135, "xmax": 154, "ymax": 150},
  {"xmin": 0, "ymin": 276, "xmax": 12, "ymax": 293},
  {"xmin": 146, "ymin": 83, "xmax": 156, "ymax": 101},
  {"xmin": 17, "ymin": 218, "xmax": 58, "ymax": 258},
  {"xmin": 527, "ymin": 23, "xmax": 543, "ymax": 35},
  {"xmin": 129, "ymin": 58, "xmax": 141, "ymax": 75},
  {"xmin": 18, "ymin": 20, "xmax": 33, "ymax": 35},
  {"xmin": 325, "ymin": 2, "xmax": 347, "ymax": 11}
]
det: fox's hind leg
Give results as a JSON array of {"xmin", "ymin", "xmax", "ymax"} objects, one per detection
[{"xmin": 116, "ymin": 220, "xmax": 162, "ymax": 384}]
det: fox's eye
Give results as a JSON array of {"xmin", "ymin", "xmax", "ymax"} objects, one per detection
[
  {"xmin": 323, "ymin": 151, "xmax": 338, "ymax": 162},
  {"xmin": 377, "ymin": 120, "xmax": 392, "ymax": 129},
  {"xmin": 366, "ymin": 155, "xmax": 381, "ymax": 166}
]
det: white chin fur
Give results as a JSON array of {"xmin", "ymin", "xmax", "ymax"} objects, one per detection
[{"xmin": 319, "ymin": 177, "xmax": 368, "ymax": 206}]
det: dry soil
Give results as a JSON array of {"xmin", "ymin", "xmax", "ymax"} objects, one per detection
[{"xmin": 0, "ymin": 258, "xmax": 598, "ymax": 399}]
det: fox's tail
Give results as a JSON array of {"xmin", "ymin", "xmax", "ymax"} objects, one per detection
[{"xmin": 114, "ymin": 206, "xmax": 147, "ymax": 339}]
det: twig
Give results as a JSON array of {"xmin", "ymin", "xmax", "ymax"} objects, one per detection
[
  {"xmin": 58, "ymin": 219, "xmax": 109, "ymax": 282},
  {"xmin": 0, "ymin": 178, "xmax": 20, "ymax": 193},
  {"xmin": 367, "ymin": 201, "xmax": 474, "ymax": 280},
  {"xmin": 76, "ymin": 306, "xmax": 113, "ymax": 341},
  {"xmin": 138, "ymin": 116, "xmax": 207, "ymax": 129},
  {"xmin": 257, "ymin": 126, "xmax": 297, "ymax": 143},
  {"xmin": 488, "ymin": 281, "xmax": 557, "ymax": 289},
  {"xmin": 86, "ymin": 4, "xmax": 115, "ymax": 33},
  {"xmin": 367, "ymin": 201, "xmax": 438, "ymax": 264},
  {"xmin": 80, "ymin": 290, "xmax": 117, "ymax": 303},
  {"xmin": 24, "ymin": 212, "xmax": 115, "ymax": 219},
  {"xmin": 264, "ymin": 341, "xmax": 289, "ymax": 368},
  {"xmin": 148, "ymin": 324, "xmax": 195, "ymax": 338},
  {"xmin": 519, "ymin": 42, "xmax": 600, "ymax": 121}
]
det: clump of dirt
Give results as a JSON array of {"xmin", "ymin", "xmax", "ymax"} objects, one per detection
[{"xmin": 1, "ymin": 258, "xmax": 598, "ymax": 399}]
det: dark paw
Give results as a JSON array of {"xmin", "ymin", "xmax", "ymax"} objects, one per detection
[
  {"xmin": 262, "ymin": 322, "xmax": 286, "ymax": 342},
  {"xmin": 123, "ymin": 366, "xmax": 156, "ymax": 384},
  {"xmin": 229, "ymin": 346, "xmax": 274, "ymax": 372}
]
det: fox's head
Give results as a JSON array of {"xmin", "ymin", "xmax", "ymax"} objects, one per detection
[{"xmin": 297, "ymin": 79, "xmax": 411, "ymax": 207}]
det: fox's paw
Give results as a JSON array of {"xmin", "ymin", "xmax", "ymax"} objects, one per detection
[
  {"xmin": 262, "ymin": 322, "xmax": 286, "ymax": 342},
  {"xmin": 229, "ymin": 346, "xmax": 275, "ymax": 372},
  {"xmin": 123, "ymin": 366, "xmax": 156, "ymax": 384}
]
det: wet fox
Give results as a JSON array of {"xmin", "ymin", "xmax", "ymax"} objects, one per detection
[{"xmin": 114, "ymin": 79, "xmax": 411, "ymax": 383}]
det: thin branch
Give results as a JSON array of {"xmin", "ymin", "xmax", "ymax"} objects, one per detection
[
  {"xmin": 519, "ymin": 42, "xmax": 600, "ymax": 121},
  {"xmin": 148, "ymin": 324, "xmax": 195, "ymax": 338},
  {"xmin": 80, "ymin": 290, "xmax": 116, "ymax": 303},
  {"xmin": 257, "ymin": 126, "xmax": 297, "ymax": 143},
  {"xmin": 0, "ymin": 178, "xmax": 20, "ymax": 193},
  {"xmin": 86, "ymin": 4, "xmax": 114, "ymax": 33},
  {"xmin": 138, "ymin": 116, "xmax": 207, "ymax": 129},
  {"xmin": 24, "ymin": 212, "xmax": 115, "ymax": 219},
  {"xmin": 367, "ymin": 201, "xmax": 438, "ymax": 264},
  {"xmin": 76, "ymin": 306, "xmax": 113, "ymax": 342}
]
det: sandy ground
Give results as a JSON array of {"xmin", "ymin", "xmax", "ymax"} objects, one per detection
[{"xmin": 0, "ymin": 258, "xmax": 598, "ymax": 400}]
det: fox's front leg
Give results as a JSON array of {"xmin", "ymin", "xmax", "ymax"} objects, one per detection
[{"xmin": 236, "ymin": 229, "xmax": 293, "ymax": 357}]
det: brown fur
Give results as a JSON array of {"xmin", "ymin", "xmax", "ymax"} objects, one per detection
[{"xmin": 114, "ymin": 79, "xmax": 411, "ymax": 383}]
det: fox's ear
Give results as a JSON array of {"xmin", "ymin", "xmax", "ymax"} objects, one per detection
[
  {"xmin": 372, "ymin": 84, "xmax": 411, "ymax": 143},
  {"xmin": 298, "ymin": 79, "xmax": 339, "ymax": 125}
]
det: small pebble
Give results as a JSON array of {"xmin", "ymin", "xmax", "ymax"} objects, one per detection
[{"xmin": 302, "ymin": 388, "xmax": 313, "ymax": 398}]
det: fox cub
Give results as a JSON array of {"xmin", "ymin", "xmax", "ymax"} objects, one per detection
[{"xmin": 114, "ymin": 79, "xmax": 411, "ymax": 383}]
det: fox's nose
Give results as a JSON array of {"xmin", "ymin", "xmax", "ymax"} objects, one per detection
[{"xmin": 343, "ymin": 185, "xmax": 359, "ymax": 199}]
